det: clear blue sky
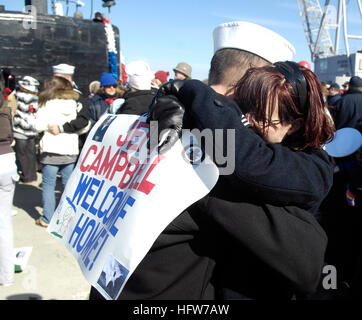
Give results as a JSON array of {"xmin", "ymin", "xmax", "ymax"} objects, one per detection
[{"xmin": 2, "ymin": 0, "xmax": 361, "ymax": 80}]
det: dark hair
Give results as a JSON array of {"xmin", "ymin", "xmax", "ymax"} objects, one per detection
[
  {"xmin": 208, "ymin": 48, "xmax": 269, "ymax": 88},
  {"xmin": 233, "ymin": 65, "xmax": 335, "ymax": 151},
  {"xmin": 38, "ymin": 76, "xmax": 77, "ymax": 106}
]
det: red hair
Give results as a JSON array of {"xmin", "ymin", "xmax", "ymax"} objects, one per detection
[{"xmin": 233, "ymin": 65, "xmax": 335, "ymax": 151}]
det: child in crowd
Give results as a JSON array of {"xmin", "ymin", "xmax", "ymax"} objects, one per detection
[{"xmin": 13, "ymin": 76, "xmax": 40, "ymax": 184}]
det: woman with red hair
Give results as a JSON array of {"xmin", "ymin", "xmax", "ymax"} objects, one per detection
[
  {"xmin": 93, "ymin": 62, "xmax": 334, "ymax": 301},
  {"xmin": 233, "ymin": 61, "xmax": 334, "ymax": 151},
  {"xmin": 149, "ymin": 62, "xmax": 335, "ymax": 299},
  {"xmin": 149, "ymin": 61, "xmax": 335, "ymax": 215}
]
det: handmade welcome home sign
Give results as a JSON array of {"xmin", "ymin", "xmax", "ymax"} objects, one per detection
[{"xmin": 47, "ymin": 114, "xmax": 219, "ymax": 300}]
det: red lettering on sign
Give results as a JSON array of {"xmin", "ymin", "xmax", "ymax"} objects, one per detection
[
  {"xmin": 88, "ymin": 146, "xmax": 104, "ymax": 175},
  {"xmin": 137, "ymin": 155, "xmax": 165, "ymax": 195},
  {"xmin": 118, "ymin": 157, "xmax": 140, "ymax": 190},
  {"xmin": 80, "ymin": 145, "xmax": 97, "ymax": 172},
  {"xmin": 109, "ymin": 150, "xmax": 128, "ymax": 181},
  {"xmin": 99, "ymin": 147, "xmax": 120, "ymax": 179}
]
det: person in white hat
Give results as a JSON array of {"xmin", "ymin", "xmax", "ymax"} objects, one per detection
[
  {"xmin": 209, "ymin": 21, "xmax": 295, "ymax": 95},
  {"xmin": 12, "ymin": 76, "xmax": 40, "ymax": 184},
  {"xmin": 52, "ymin": 63, "xmax": 81, "ymax": 96},
  {"xmin": 91, "ymin": 21, "xmax": 331, "ymax": 301},
  {"xmin": 115, "ymin": 61, "xmax": 157, "ymax": 115},
  {"xmin": 48, "ymin": 63, "xmax": 90, "ymax": 149},
  {"xmin": 52, "ymin": 63, "xmax": 75, "ymax": 82}
]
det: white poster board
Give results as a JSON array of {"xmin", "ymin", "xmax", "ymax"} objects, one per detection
[{"xmin": 47, "ymin": 114, "xmax": 219, "ymax": 300}]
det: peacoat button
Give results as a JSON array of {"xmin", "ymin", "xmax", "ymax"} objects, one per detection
[{"xmin": 213, "ymin": 99, "xmax": 225, "ymax": 107}]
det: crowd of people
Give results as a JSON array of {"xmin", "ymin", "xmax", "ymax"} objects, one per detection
[{"xmin": 0, "ymin": 19, "xmax": 362, "ymax": 301}]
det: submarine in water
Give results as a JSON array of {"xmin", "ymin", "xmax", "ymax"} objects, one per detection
[{"xmin": 0, "ymin": 0, "xmax": 120, "ymax": 96}]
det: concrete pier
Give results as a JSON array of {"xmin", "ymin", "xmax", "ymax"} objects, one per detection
[{"xmin": 0, "ymin": 173, "xmax": 90, "ymax": 300}]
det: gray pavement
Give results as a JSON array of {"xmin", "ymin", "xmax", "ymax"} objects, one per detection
[{"xmin": 0, "ymin": 173, "xmax": 91, "ymax": 300}]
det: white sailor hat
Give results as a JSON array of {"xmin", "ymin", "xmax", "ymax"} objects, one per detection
[
  {"xmin": 52, "ymin": 63, "xmax": 75, "ymax": 75},
  {"xmin": 213, "ymin": 21, "xmax": 295, "ymax": 63}
]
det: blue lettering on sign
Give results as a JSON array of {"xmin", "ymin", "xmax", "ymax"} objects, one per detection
[
  {"xmin": 81, "ymin": 177, "xmax": 101, "ymax": 211},
  {"xmin": 76, "ymin": 218, "xmax": 96, "ymax": 253},
  {"xmin": 89, "ymin": 180, "xmax": 105, "ymax": 215},
  {"xmin": 102, "ymin": 191, "xmax": 124, "ymax": 225},
  {"xmin": 109, "ymin": 195, "xmax": 136, "ymax": 236},
  {"xmin": 81, "ymin": 226, "xmax": 106, "ymax": 267},
  {"xmin": 67, "ymin": 172, "xmax": 138, "ymax": 271},
  {"xmin": 72, "ymin": 173, "xmax": 92, "ymax": 205},
  {"xmin": 66, "ymin": 196, "xmax": 76, "ymax": 212},
  {"xmin": 68, "ymin": 213, "xmax": 89, "ymax": 248},
  {"xmin": 97, "ymin": 186, "xmax": 117, "ymax": 219}
]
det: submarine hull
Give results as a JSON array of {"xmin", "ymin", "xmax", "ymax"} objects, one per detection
[{"xmin": 0, "ymin": 11, "xmax": 120, "ymax": 95}]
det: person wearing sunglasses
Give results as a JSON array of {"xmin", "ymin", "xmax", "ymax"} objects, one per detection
[{"xmin": 88, "ymin": 72, "xmax": 123, "ymax": 128}]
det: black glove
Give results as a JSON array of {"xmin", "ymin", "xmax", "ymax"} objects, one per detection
[
  {"xmin": 147, "ymin": 94, "xmax": 185, "ymax": 154},
  {"xmin": 157, "ymin": 79, "xmax": 185, "ymax": 97}
]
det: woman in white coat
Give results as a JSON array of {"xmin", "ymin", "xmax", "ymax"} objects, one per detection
[{"xmin": 34, "ymin": 76, "xmax": 80, "ymax": 227}]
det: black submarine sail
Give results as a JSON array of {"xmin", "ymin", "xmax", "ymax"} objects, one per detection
[{"xmin": 0, "ymin": 0, "xmax": 120, "ymax": 96}]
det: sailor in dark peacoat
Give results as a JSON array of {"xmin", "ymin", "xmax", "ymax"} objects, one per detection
[{"xmin": 90, "ymin": 80, "xmax": 332, "ymax": 300}]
